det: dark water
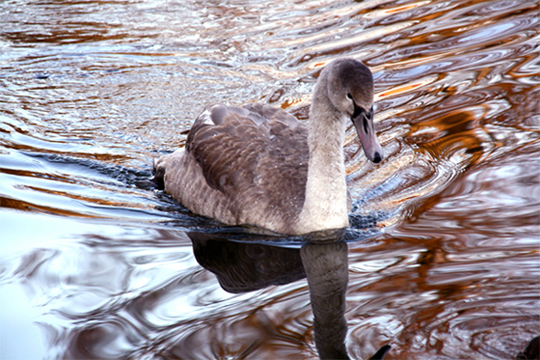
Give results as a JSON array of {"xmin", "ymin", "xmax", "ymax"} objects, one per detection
[{"xmin": 1, "ymin": 0, "xmax": 539, "ymax": 359}]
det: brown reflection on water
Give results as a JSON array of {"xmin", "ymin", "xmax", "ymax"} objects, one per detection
[
  {"xmin": 1, "ymin": 0, "xmax": 539, "ymax": 359},
  {"xmin": 346, "ymin": 140, "xmax": 539, "ymax": 359}
]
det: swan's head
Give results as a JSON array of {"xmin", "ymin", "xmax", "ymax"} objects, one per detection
[{"xmin": 326, "ymin": 58, "xmax": 384, "ymax": 163}]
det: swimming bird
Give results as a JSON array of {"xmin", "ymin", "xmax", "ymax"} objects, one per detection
[{"xmin": 154, "ymin": 58, "xmax": 383, "ymax": 235}]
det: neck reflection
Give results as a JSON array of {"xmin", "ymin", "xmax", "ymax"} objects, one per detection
[{"xmin": 301, "ymin": 241, "xmax": 349, "ymax": 359}]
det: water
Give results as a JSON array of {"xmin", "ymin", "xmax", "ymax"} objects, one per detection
[{"xmin": 1, "ymin": 0, "xmax": 539, "ymax": 358}]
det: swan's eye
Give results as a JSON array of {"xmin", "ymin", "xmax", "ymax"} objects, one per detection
[{"xmin": 346, "ymin": 93, "xmax": 353, "ymax": 100}]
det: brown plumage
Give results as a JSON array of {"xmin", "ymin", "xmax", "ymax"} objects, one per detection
[{"xmin": 154, "ymin": 58, "xmax": 383, "ymax": 235}]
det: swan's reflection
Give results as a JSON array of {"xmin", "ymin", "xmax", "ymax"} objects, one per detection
[
  {"xmin": 188, "ymin": 231, "xmax": 390, "ymax": 360},
  {"xmin": 190, "ymin": 232, "xmax": 306, "ymax": 293},
  {"xmin": 301, "ymin": 241, "xmax": 349, "ymax": 359}
]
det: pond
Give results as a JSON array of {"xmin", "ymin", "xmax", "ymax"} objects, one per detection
[{"xmin": 0, "ymin": 0, "xmax": 539, "ymax": 359}]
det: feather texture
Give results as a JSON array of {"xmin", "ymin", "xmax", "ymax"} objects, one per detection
[{"xmin": 155, "ymin": 103, "xmax": 309, "ymax": 233}]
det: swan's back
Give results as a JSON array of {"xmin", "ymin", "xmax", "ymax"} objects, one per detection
[{"xmin": 155, "ymin": 103, "xmax": 309, "ymax": 233}]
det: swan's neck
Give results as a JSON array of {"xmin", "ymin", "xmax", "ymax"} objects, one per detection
[{"xmin": 296, "ymin": 80, "xmax": 349, "ymax": 234}]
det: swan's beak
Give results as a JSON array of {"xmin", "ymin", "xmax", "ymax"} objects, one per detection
[{"xmin": 352, "ymin": 110, "xmax": 383, "ymax": 163}]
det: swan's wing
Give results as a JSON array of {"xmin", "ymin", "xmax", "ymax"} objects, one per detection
[
  {"xmin": 185, "ymin": 103, "xmax": 309, "ymax": 224},
  {"xmin": 242, "ymin": 103, "xmax": 301, "ymax": 129},
  {"xmin": 186, "ymin": 104, "xmax": 271, "ymax": 195}
]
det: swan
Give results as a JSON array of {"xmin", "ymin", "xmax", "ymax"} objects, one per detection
[{"xmin": 154, "ymin": 58, "xmax": 383, "ymax": 235}]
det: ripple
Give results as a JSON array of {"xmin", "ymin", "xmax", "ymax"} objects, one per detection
[{"xmin": 1, "ymin": 0, "xmax": 539, "ymax": 358}]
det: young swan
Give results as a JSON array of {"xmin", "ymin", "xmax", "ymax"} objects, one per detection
[{"xmin": 154, "ymin": 58, "xmax": 383, "ymax": 235}]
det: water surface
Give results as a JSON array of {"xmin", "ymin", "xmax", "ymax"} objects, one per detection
[{"xmin": 1, "ymin": 0, "xmax": 539, "ymax": 359}]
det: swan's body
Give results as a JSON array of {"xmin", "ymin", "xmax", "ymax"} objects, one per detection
[{"xmin": 154, "ymin": 58, "xmax": 383, "ymax": 235}]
